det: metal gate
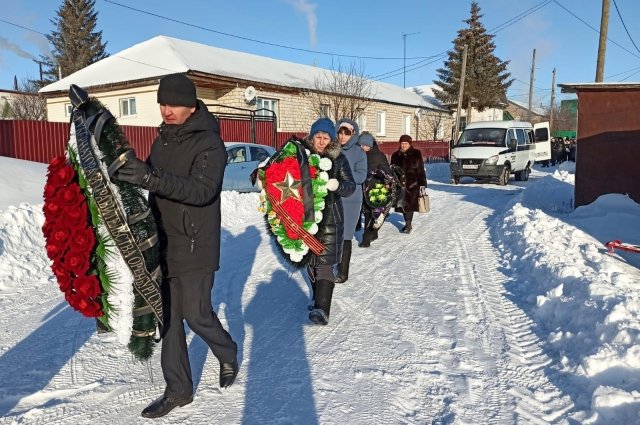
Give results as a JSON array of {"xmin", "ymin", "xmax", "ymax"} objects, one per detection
[{"xmin": 207, "ymin": 104, "xmax": 277, "ymax": 148}]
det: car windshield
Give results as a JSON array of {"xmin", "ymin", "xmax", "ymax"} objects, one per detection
[{"xmin": 456, "ymin": 128, "xmax": 507, "ymax": 147}]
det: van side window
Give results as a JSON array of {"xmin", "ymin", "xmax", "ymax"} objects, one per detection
[
  {"xmin": 515, "ymin": 129, "xmax": 526, "ymax": 146},
  {"xmin": 508, "ymin": 129, "xmax": 517, "ymax": 146},
  {"xmin": 526, "ymin": 130, "xmax": 534, "ymax": 144}
]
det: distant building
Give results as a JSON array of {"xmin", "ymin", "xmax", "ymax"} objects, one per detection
[
  {"xmin": 39, "ymin": 36, "xmax": 445, "ymax": 141},
  {"xmin": 0, "ymin": 89, "xmax": 44, "ymax": 120},
  {"xmin": 554, "ymin": 99, "xmax": 578, "ymax": 138},
  {"xmin": 559, "ymin": 82, "xmax": 640, "ymax": 208},
  {"xmin": 504, "ymin": 99, "xmax": 546, "ymax": 123},
  {"xmin": 0, "ymin": 90, "xmax": 22, "ymax": 119},
  {"xmin": 408, "ymin": 84, "xmax": 506, "ymax": 140}
]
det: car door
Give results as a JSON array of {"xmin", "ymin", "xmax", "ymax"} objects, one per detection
[
  {"xmin": 514, "ymin": 128, "xmax": 528, "ymax": 171},
  {"xmin": 223, "ymin": 146, "xmax": 250, "ymax": 191},
  {"xmin": 533, "ymin": 122, "xmax": 551, "ymax": 162}
]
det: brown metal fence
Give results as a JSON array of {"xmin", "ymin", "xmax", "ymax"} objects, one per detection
[
  {"xmin": 0, "ymin": 119, "xmax": 288, "ymax": 164},
  {"xmin": 378, "ymin": 140, "xmax": 450, "ymax": 163},
  {"xmin": 0, "ymin": 120, "xmax": 159, "ymax": 164},
  {"xmin": 0, "ymin": 120, "xmax": 449, "ymax": 164}
]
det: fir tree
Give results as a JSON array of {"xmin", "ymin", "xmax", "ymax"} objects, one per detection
[
  {"xmin": 39, "ymin": 0, "xmax": 108, "ymax": 85},
  {"xmin": 434, "ymin": 2, "xmax": 512, "ymax": 122}
]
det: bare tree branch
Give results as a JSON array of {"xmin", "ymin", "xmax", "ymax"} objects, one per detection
[
  {"xmin": 416, "ymin": 109, "xmax": 450, "ymax": 140},
  {"xmin": 305, "ymin": 62, "xmax": 375, "ymax": 121},
  {"xmin": 9, "ymin": 79, "xmax": 47, "ymax": 120}
]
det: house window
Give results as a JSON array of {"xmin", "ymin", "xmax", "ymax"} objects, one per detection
[
  {"xmin": 256, "ymin": 97, "xmax": 278, "ymax": 118},
  {"xmin": 459, "ymin": 116, "xmax": 467, "ymax": 131},
  {"xmin": 402, "ymin": 114, "xmax": 412, "ymax": 134},
  {"xmin": 320, "ymin": 104, "xmax": 330, "ymax": 118},
  {"xmin": 376, "ymin": 111, "xmax": 386, "ymax": 136},
  {"xmin": 355, "ymin": 108, "xmax": 366, "ymax": 131},
  {"xmin": 119, "ymin": 97, "xmax": 137, "ymax": 117},
  {"xmin": 65, "ymin": 103, "xmax": 73, "ymax": 117}
]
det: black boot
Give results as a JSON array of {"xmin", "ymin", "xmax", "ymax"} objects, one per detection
[
  {"xmin": 360, "ymin": 229, "xmax": 372, "ymax": 247},
  {"xmin": 141, "ymin": 395, "xmax": 193, "ymax": 418},
  {"xmin": 309, "ymin": 279, "xmax": 334, "ymax": 325},
  {"xmin": 307, "ymin": 265, "xmax": 316, "ymax": 310},
  {"xmin": 335, "ymin": 240, "xmax": 352, "ymax": 283},
  {"xmin": 219, "ymin": 358, "xmax": 239, "ymax": 388}
]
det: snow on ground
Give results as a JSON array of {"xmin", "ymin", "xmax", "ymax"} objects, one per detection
[{"xmin": 0, "ymin": 155, "xmax": 639, "ymax": 424}]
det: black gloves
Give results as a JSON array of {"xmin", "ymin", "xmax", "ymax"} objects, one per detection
[{"xmin": 113, "ymin": 157, "xmax": 156, "ymax": 189}]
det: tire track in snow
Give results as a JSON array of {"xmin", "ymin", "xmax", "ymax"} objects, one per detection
[{"xmin": 454, "ymin": 206, "xmax": 574, "ymax": 423}]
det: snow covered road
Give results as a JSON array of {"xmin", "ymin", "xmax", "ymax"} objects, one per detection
[{"xmin": 1, "ymin": 161, "xmax": 638, "ymax": 424}]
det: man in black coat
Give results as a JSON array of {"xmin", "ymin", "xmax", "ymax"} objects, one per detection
[{"xmin": 113, "ymin": 73, "xmax": 237, "ymax": 418}]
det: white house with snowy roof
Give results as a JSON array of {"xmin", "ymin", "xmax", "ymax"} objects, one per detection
[{"xmin": 40, "ymin": 35, "xmax": 448, "ymax": 141}]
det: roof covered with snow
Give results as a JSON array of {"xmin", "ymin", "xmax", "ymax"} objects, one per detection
[
  {"xmin": 406, "ymin": 84, "xmax": 448, "ymax": 112},
  {"xmin": 507, "ymin": 98, "xmax": 546, "ymax": 116},
  {"xmin": 40, "ymin": 36, "xmax": 443, "ymax": 110},
  {"xmin": 559, "ymin": 82, "xmax": 640, "ymax": 93}
]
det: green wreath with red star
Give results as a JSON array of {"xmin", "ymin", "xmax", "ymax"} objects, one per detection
[{"xmin": 256, "ymin": 139, "xmax": 332, "ymax": 263}]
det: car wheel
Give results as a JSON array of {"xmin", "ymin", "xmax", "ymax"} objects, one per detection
[
  {"xmin": 515, "ymin": 170, "xmax": 523, "ymax": 181},
  {"xmin": 524, "ymin": 166, "xmax": 530, "ymax": 181},
  {"xmin": 498, "ymin": 166, "xmax": 510, "ymax": 186}
]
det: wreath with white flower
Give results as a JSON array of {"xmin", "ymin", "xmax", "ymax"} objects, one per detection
[
  {"xmin": 257, "ymin": 139, "xmax": 332, "ymax": 263},
  {"xmin": 42, "ymin": 85, "xmax": 162, "ymax": 360}
]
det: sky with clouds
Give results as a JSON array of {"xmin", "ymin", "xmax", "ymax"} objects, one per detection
[{"xmin": 1, "ymin": 0, "xmax": 640, "ymax": 106}]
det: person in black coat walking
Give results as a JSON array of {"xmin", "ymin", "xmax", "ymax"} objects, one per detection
[
  {"xmin": 113, "ymin": 74, "xmax": 238, "ymax": 419},
  {"xmin": 303, "ymin": 118, "xmax": 355, "ymax": 325},
  {"xmin": 357, "ymin": 131, "xmax": 392, "ymax": 247},
  {"xmin": 390, "ymin": 134, "xmax": 426, "ymax": 234}
]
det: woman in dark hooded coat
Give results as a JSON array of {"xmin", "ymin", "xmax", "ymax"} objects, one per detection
[
  {"xmin": 390, "ymin": 134, "xmax": 426, "ymax": 234},
  {"xmin": 357, "ymin": 131, "xmax": 392, "ymax": 247},
  {"xmin": 303, "ymin": 118, "xmax": 355, "ymax": 325}
]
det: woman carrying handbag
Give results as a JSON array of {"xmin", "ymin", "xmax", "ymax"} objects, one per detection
[{"xmin": 390, "ymin": 135, "xmax": 427, "ymax": 234}]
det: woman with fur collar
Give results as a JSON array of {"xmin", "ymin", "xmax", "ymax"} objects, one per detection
[
  {"xmin": 304, "ymin": 118, "xmax": 355, "ymax": 325},
  {"xmin": 391, "ymin": 134, "xmax": 426, "ymax": 234}
]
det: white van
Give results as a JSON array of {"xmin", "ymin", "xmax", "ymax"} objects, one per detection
[{"xmin": 450, "ymin": 120, "xmax": 550, "ymax": 185}]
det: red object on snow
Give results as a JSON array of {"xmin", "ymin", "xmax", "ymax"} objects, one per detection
[{"xmin": 605, "ymin": 240, "xmax": 640, "ymax": 254}]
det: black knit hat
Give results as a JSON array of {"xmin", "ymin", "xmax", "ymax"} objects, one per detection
[{"xmin": 157, "ymin": 73, "xmax": 197, "ymax": 107}]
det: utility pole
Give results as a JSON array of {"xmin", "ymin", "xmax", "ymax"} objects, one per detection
[
  {"xmin": 549, "ymin": 68, "xmax": 556, "ymax": 132},
  {"xmin": 402, "ymin": 32, "xmax": 420, "ymax": 88},
  {"xmin": 454, "ymin": 45, "xmax": 468, "ymax": 142},
  {"xmin": 595, "ymin": 0, "xmax": 610, "ymax": 82},
  {"xmin": 528, "ymin": 48, "xmax": 536, "ymax": 123}
]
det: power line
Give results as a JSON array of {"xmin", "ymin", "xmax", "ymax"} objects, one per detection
[
  {"xmin": 611, "ymin": 0, "xmax": 640, "ymax": 55},
  {"xmin": 488, "ymin": 0, "xmax": 553, "ymax": 34},
  {"xmin": 620, "ymin": 68, "xmax": 640, "ymax": 81},
  {"xmin": 606, "ymin": 65, "xmax": 640, "ymax": 79},
  {"xmin": 372, "ymin": 1, "xmax": 554, "ymax": 82},
  {"xmin": 0, "ymin": 18, "xmax": 47, "ymax": 36},
  {"xmin": 552, "ymin": 0, "xmax": 640, "ymax": 60},
  {"xmin": 101, "ymin": 0, "xmax": 431, "ymax": 61}
]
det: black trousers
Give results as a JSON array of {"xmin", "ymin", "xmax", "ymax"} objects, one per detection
[{"xmin": 161, "ymin": 273, "xmax": 236, "ymax": 398}]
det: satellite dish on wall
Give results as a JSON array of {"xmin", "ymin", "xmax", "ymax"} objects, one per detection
[{"xmin": 244, "ymin": 86, "xmax": 256, "ymax": 103}]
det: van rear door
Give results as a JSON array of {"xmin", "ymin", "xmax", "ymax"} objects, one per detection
[{"xmin": 533, "ymin": 122, "xmax": 551, "ymax": 162}]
